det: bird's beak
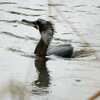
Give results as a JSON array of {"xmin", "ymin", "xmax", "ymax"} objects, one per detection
[{"xmin": 21, "ymin": 19, "xmax": 38, "ymax": 29}]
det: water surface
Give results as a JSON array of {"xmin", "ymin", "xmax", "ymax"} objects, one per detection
[{"xmin": 0, "ymin": 0, "xmax": 100, "ymax": 100}]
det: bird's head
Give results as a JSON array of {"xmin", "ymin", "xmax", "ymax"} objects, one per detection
[
  {"xmin": 22, "ymin": 18, "xmax": 54, "ymax": 32},
  {"xmin": 22, "ymin": 18, "xmax": 54, "ymax": 44}
]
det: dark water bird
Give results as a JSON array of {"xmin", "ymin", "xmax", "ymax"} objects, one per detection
[{"xmin": 22, "ymin": 18, "xmax": 73, "ymax": 58}]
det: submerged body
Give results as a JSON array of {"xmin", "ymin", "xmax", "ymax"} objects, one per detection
[{"xmin": 22, "ymin": 19, "xmax": 73, "ymax": 58}]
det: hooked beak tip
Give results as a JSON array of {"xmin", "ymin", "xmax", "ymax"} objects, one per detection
[
  {"xmin": 21, "ymin": 19, "xmax": 29, "ymax": 23},
  {"xmin": 21, "ymin": 19, "xmax": 38, "ymax": 29},
  {"xmin": 22, "ymin": 19, "xmax": 25, "ymax": 22}
]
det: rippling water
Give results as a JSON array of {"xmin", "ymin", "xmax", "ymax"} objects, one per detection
[{"xmin": 0, "ymin": 0, "xmax": 100, "ymax": 100}]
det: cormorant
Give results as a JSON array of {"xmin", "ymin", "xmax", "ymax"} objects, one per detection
[{"xmin": 22, "ymin": 18, "xmax": 73, "ymax": 58}]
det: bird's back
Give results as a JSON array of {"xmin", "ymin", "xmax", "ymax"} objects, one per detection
[{"xmin": 47, "ymin": 44, "xmax": 73, "ymax": 58}]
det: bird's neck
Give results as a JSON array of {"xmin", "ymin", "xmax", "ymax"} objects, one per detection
[
  {"xmin": 34, "ymin": 38, "xmax": 50, "ymax": 57},
  {"xmin": 34, "ymin": 30, "xmax": 53, "ymax": 57}
]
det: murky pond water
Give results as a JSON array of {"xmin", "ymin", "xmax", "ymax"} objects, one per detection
[{"xmin": 0, "ymin": 0, "xmax": 100, "ymax": 100}]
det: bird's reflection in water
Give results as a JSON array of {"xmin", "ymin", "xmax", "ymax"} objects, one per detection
[{"xmin": 32, "ymin": 57, "xmax": 50, "ymax": 95}]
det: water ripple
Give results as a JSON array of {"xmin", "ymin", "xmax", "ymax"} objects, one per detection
[
  {"xmin": 1, "ymin": 31, "xmax": 27, "ymax": 40},
  {"xmin": 73, "ymin": 4, "xmax": 87, "ymax": 8},
  {"xmin": 7, "ymin": 11, "xmax": 41, "ymax": 16},
  {"xmin": 8, "ymin": 48, "xmax": 35, "ymax": 58},
  {"xmin": 8, "ymin": 48, "xmax": 24, "ymax": 54},
  {"xmin": 1, "ymin": 31, "xmax": 38, "ymax": 41},
  {"xmin": 0, "ymin": 19, "xmax": 19, "ymax": 23},
  {"xmin": 76, "ymin": 10, "xmax": 97, "ymax": 15},
  {"xmin": 18, "ymin": 7, "xmax": 46, "ymax": 11},
  {"xmin": 48, "ymin": 15, "xmax": 57, "ymax": 20},
  {"xmin": 54, "ymin": 37, "xmax": 71, "ymax": 42},
  {"xmin": 0, "ymin": 2, "xmax": 16, "ymax": 5},
  {"xmin": 63, "ymin": 10, "xmax": 73, "ymax": 13},
  {"xmin": 48, "ymin": 3, "xmax": 65, "ymax": 7},
  {"xmin": 96, "ymin": 6, "xmax": 100, "ymax": 8}
]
